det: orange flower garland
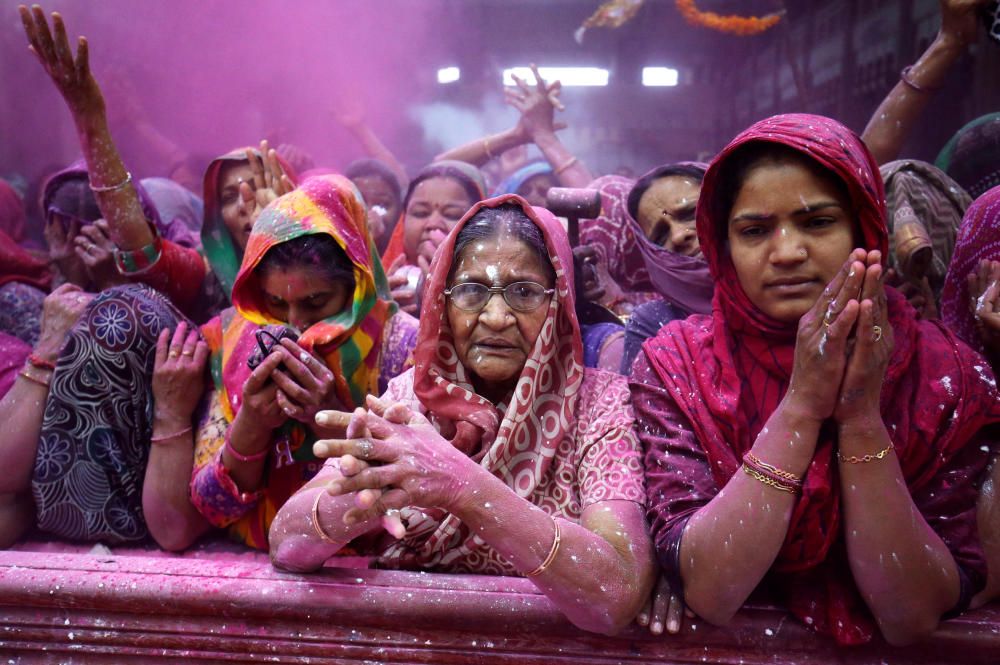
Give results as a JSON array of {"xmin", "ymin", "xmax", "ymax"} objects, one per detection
[{"xmin": 675, "ymin": 0, "xmax": 783, "ymax": 36}]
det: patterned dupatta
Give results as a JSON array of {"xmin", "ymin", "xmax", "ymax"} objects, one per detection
[
  {"xmin": 206, "ymin": 174, "xmax": 396, "ymax": 423},
  {"xmin": 941, "ymin": 185, "xmax": 1000, "ymax": 355},
  {"xmin": 580, "ymin": 174, "xmax": 714, "ymax": 315},
  {"xmin": 377, "ymin": 194, "xmax": 585, "ymax": 574},
  {"xmin": 641, "ymin": 114, "xmax": 1000, "ymax": 644}
]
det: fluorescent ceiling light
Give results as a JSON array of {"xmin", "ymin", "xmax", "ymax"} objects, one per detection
[
  {"xmin": 437, "ymin": 67, "xmax": 460, "ymax": 84},
  {"xmin": 642, "ymin": 67, "xmax": 679, "ymax": 87},
  {"xmin": 503, "ymin": 66, "xmax": 609, "ymax": 87}
]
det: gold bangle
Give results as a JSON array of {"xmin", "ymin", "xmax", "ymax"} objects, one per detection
[
  {"xmin": 745, "ymin": 451, "xmax": 801, "ymax": 482},
  {"xmin": 552, "ymin": 156, "xmax": 578, "ymax": 176},
  {"xmin": 89, "ymin": 171, "xmax": 133, "ymax": 193},
  {"xmin": 18, "ymin": 369, "xmax": 51, "ymax": 389},
  {"xmin": 837, "ymin": 443, "xmax": 895, "ymax": 464},
  {"xmin": 742, "ymin": 463, "xmax": 798, "ymax": 494},
  {"xmin": 483, "ymin": 138, "xmax": 496, "ymax": 160},
  {"xmin": 311, "ymin": 489, "xmax": 340, "ymax": 545},
  {"xmin": 526, "ymin": 518, "xmax": 562, "ymax": 577}
]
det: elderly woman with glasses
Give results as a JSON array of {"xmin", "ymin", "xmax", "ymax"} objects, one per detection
[{"xmin": 269, "ymin": 195, "xmax": 655, "ymax": 636}]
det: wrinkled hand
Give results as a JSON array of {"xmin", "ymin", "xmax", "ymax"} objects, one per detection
[
  {"xmin": 969, "ymin": 258, "xmax": 1000, "ymax": 355},
  {"xmin": 315, "ymin": 407, "xmax": 407, "ymax": 538},
  {"xmin": 314, "ymin": 395, "xmax": 477, "ymax": 522},
  {"xmin": 238, "ymin": 140, "xmax": 295, "ymax": 225},
  {"xmin": 939, "ymin": 0, "xmax": 992, "ymax": 46},
  {"xmin": 506, "ymin": 63, "xmax": 565, "ymax": 141},
  {"xmin": 269, "ymin": 337, "xmax": 344, "ymax": 430},
  {"xmin": 44, "ymin": 214, "xmax": 84, "ymax": 285},
  {"xmin": 74, "ymin": 220, "xmax": 124, "ymax": 290},
  {"xmin": 19, "ymin": 5, "xmax": 105, "ymax": 120},
  {"xmin": 834, "ymin": 251, "xmax": 894, "ymax": 424},
  {"xmin": 786, "ymin": 249, "xmax": 867, "ymax": 421},
  {"xmin": 35, "ymin": 283, "xmax": 92, "ymax": 361},
  {"xmin": 636, "ymin": 575, "xmax": 690, "ymax": 635},
  {"xmin": 573, "ymin": 245, "xmax": 606, "ymax": 303},
  {"xmin": 153, "ymin": 321, "xmax": 209, "ymax": 424}
]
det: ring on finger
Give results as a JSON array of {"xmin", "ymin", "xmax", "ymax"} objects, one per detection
[
  {"xmin": 168, "ymin": 350, "xmax": 180, "ymax": 359},
  {"xmin": 181, "ymin": 349, "xmax": 195, "ymax": 357},
  {"xmin": 357, "ymin": 439, "xmax": 374, "ymax": 458},
  {"xmin": 823, "ymin": 309, "xmax": 837, "ymax": 327},
  {"xmin": 872, "ymin": 325, "xmax": 883, "ymax": 342}
]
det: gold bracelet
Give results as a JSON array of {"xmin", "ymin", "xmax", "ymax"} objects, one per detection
[
  {"xmin": 18, "ymin": 369, "xmax": 51, "ymax": 389},
  {"xmin": 836, "ymin": 443, "xmax": 895, "ymax": 464},
  {"xmin": 526, "ymin": 518, "xmax": 562, "ymax": 577},
  {"xmin": 745, "ymin": 451, "xmax": 801, "ymax": 482},
  {"xmin": 89, "ymin": 171, "xmax": 133, "ymax": 193},
  {"xmin": 742, "ymin": 463, "xmax": 798, "ymax": 494},
  {"xmin": 552, "ymin": 156, "xmax": 578, "ymax": 176},
  {"xmin": 483, "ymin": 138, "xmax": 496, "ymax": 160},
  {"xmin": 311, "ymin": 489, "xmax": 340, "ymax": 545}
]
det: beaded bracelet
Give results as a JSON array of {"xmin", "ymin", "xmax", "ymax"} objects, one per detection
[
  {"xmin": 89, "ymin": 171, "xmax": 133, "ymax": 193},
  {"xmin": 526, "ymin": 518, "xmax": 562, "ymax": 577},
  {"xmin": 28, "ymin": 353, "xmax": 56, "ymax": 371},
  {"xmin": 836, "ymin": 442, "xmax": 895, "ymax": 464}
]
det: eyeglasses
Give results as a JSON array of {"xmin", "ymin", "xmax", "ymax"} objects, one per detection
[{"xmin": 444, "ymin": 281, "xmax": 554, "ymax": 312}]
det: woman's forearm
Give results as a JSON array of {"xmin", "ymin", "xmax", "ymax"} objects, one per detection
[
  {"xmin": 75, "ymin": 113, "xmax": 154, "ymax": 250},
  {"xmin": 678, "ymin": 400, "xmax": 821, "ymax": 625},
  {"xmin": 222, "ymin": 410, "xmax": 274, "ymax": 492},
  {"xmin": 269, "ymin": 469, "xmax": 381, "ymax": 572},
  {"xmin": 434, "ymin": 128, "xmax": 526, "ymax": 167},
  {"xmin": 861, "ymin": 32, "xmax": 967, "ymax": 165},
  {"xmin": 451, "ymin": 467, "xmax": 655, "ymax": 635},
  {"xmin": 532, "ymin": 130, "xmax": 593, "ymax": 188},
  {"xmin": 838, "ymin": 417, "xmax": 960, "ymax": 645},
  {"xmin": 142, "ymin": 415, "xmax": 209, "ymax": 551}
]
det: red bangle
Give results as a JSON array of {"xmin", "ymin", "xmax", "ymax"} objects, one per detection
[
  {"xmin": 224, "ymin": 432, "xmax": 269, "ymax": 464},
  {"xmin": 28, "ymin": 353, "xmax": 56, "ymax": 371}
]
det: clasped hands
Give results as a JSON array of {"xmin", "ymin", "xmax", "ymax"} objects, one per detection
[
  {"xmin": 312, "ymin": 395, "xmax": 475, "ymax": 539},
  {"xmin": 790, "ymin": 248, "xmax": 895, "ymax": 425}
]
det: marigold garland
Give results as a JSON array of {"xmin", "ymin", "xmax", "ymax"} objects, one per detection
[{"xmin": 675, "ymin": 0, "xmax": 783, "ymax": 36}]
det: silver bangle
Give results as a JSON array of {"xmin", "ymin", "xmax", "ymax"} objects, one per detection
[{"xmin": 89, "ymin": 171, "xmax": 133, "ymax": 193}]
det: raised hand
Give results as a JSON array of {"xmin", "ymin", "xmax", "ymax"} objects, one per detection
[
  {"xmin": 785, "ymin": 248, "xmax": 867, "ymax": 421},
  {"xmin": 505, "ymin": 63, "xmax": 565, "ymax": 141},
  {"xmin": 939, "ymin": 0, "xmax": 993, "ymax": 46},
  {"xmin": 969, "ymin": 258, "xmax": 1000, "ymax": 355},
  {"xmin": 238, "ymin": 140, "xmax": 295, "ymax": 225},
  {"xmin": 834, "ymin": 251, "xmax": 895, "ymax": 424},
  {"xmin": 152, "ymin": 321, "xmax": 210, "ymax": 427},
  {"xmin": 385, "ymin": 254, "xmax": 421, "ymax": 316},
  {"xmin": 74, "ymin": 219, "xmax": 124, "ymax": 290},
  {"xmin": 34, "ymin": 283, "xmax": 93, "ymax": 362},
  {"xmin": 19, "ymin": 5, "xmax": 105, "ymax": 121}
]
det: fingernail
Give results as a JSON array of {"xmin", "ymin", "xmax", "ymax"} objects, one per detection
[
  {"xmin": 652, "ymin": 621, "xmax": 663, "ymax": 634},
  {"xmin": 343, "ymin": 513, "xmax": 356, "ymax": 525},
  {"xmin": 316, "ymin": 412, "xmax": 329, "ymax": 425},
  {"xmin": 637, "ymin": 613, "xmax": 648, "ymax": 625},
  {"xmin": 327, "ymin": 482, "xmax": 342, "ymax": 494},
  {"xmin": 668, "ymin": 619, "xmax": 679, "ymax": 632}
]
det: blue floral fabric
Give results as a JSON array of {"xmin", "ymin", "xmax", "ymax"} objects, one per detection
[{"xmin": 31, "ymin": 284, "xmax": 187, "ymax": 542}]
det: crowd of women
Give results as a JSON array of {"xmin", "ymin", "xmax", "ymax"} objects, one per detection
[{"xmin": 3, "ymin": 0, "xmax": 1000, "ymax": 647}]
